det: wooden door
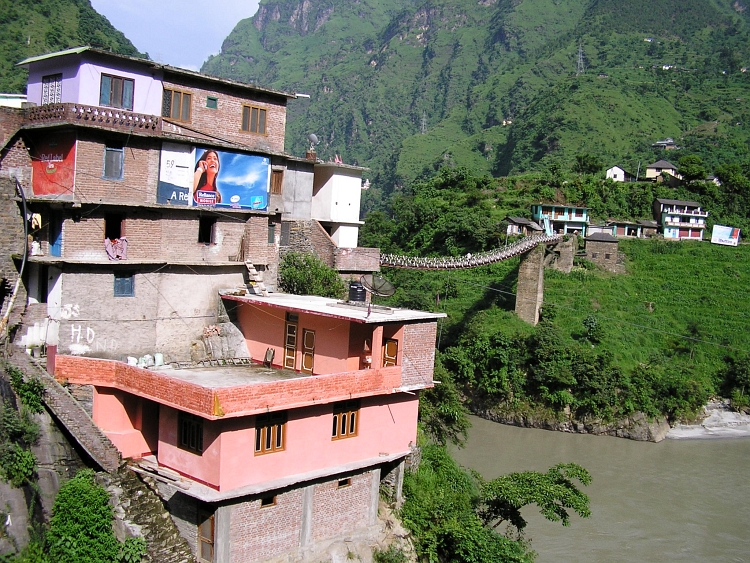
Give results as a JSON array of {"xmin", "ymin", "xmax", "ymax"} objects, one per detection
[
  {"xmin": 383, "ymin": 338, "xmax": 398, "ymax": 367},
  {"xmin": 301, "ymin": 329, "xmax": 315, "ymax": 374},
  {"xmin": 284, "ymin": 322, "xmax": 297, "ymax": 369}
]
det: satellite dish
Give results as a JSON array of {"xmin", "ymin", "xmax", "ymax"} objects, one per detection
[
  {"xmin": 360, "ymin": 274, "xmax": 395, "ymax": 297},
  {"xmin": 308, "ymin": 133, "xmax": 320, "ymax": 151}
]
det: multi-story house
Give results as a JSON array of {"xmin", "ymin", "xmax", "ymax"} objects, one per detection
[
  {"xmin": 652, "ymin": 198, "xmax": 708, "ymax": 240},
  {"xmin": 531, "ymin": 204, "xmax": 589, "ymax": 236},
  {"xmin": 2, "ymin": 47, "xmax": 377, "ymax": 362},
  {"xmin": 53, "ymin": 291, "xmax": 443, "ymax": 562}
]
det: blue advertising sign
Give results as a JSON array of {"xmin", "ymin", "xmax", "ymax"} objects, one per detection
[{"xmin": 192, "ymin": 148, "xmax": 270, "ymax": 210}]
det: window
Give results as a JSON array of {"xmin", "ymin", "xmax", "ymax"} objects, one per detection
[
  {"xmin": 197, "ymin": 510, "xmax": 214, "ymax": 563},
  {"xmin": 268, "ymin": 222, "xmax": 276, "ymax": 244},
  {"xmin": 206, "ymin": 96, "xmax": 218, "ymax": 109},
  {"xmin": 179, "ymin": 412, "xmax": 204, "ymax": 453},
  {"xmin": 605, "ymin": 253, "xmax": 611, "ymax": 260},
  {"xmin": 42, "ymin": 74, "xmax": 62, "ymax": 104},
  {"xmin": 332, "ymin": 400, "xmax": 359, "ymax": 440},
  {"xmin": 337, "ymin": 478, "xmax": 352, "ymax": 489},
  {"xmin": 198, "ymin": 217, "xmax": 217, "ymax": 244},
  {"xmin": 280, "ymin": 222, "xmax": 291, "ymax": 247},
  {"xmin": 105, "ymin": 214, "xmax": 123, "ymax": 240},
  {"xmin": 383, "ymin": 339, "xmax": 398, "ymax": 367},
  {"xmin": 113, "ymin": 272, "xmax": 134, "ymax": 297},
  {"xmin": 241, "ymin": 105, "xmax": 267, "ymax": 134},
  {"xmin": 100, "ymin": 74, "xmax": 134, "ymax": 110},
  {"xmin": 271, "ymin": 169, "xmax": 283, "ymax": 195},
  {"xmin": 591, "ymin": 252, "xmax": 598, "ymax": 259},
  {"xmin": 162, "ymin": 89, "xmax": 192, "ymax": 122},
  {"xmin": 260, "ymin": 495, "xmax": 277, "ymax": 508},
  {"xmin": 255, "ymin": 412, "xmax": 286, "ymax": 454},
  {"xmin": 103, "ymin": 144, "xmax": 124, "ymax": 180}
]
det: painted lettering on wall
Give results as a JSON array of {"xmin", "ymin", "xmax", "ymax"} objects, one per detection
[{"xmin": 67, "ymin": 304, "xmax": 119, "ymax": 355}]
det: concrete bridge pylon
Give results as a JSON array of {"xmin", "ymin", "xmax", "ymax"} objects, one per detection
[{"xmin": 515, "ymin": 243, "xmax": 545, "ymax": 325}]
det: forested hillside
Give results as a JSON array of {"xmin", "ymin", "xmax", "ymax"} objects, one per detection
[
  {"xmin": 203, "ymin": 0, "xmax": 750, "ymax": 195},
  {"xmin": 0, "ymin": 0, "xmax": 144, "ymax": 93}
]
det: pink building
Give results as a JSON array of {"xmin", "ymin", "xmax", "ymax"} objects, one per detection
[{"xmin": 54, "ymin": 292, "xmax": 443, "ymax": 563}]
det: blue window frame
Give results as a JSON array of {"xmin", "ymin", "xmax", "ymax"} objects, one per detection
[{"xmin": 114, "ymin": 272, "xmax": 134, "ymax": 297}]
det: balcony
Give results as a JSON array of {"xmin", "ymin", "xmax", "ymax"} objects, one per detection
[
  {"xmin": 664, "ymin": 220, "xmax": 706, "ymax": 228},
  {"xmin": 25, "ymin": 103, "xmax": 161, "ymax": 134}
]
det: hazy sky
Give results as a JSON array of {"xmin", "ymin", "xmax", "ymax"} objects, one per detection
[{"xmin": 90, "ymin": 0, "xmax": 260, "ymax": 71}]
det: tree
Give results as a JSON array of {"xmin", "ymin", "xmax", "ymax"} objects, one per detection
[
  {"xmin": 277, "ymin": 252, "xmax": 346, "ymax": 299},
  {"xmin": 677, "ymin": 155, "xmax": 706, "ymax": 183},
  {"xmin": 477, "ymin": 463, "xmax": 592, "ymax": 532},
  {"xmin": 418, "ymin": 355, "xmax": 471, "ymax": 446},
  {"xmin": 47, "ymin": 470, "xmax": 120, "ymax": 563},
  {"xmin": 573, "ymin": 154, "xmax": 603, "ymax": 175}
]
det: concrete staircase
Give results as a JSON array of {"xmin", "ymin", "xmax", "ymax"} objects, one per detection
[{"xmin": 245, "ymin": 262, "xmax": 268, "ymax": 296}]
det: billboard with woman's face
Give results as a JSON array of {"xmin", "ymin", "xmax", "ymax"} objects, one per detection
[{"xmin": 157, "ymin": 143, "xmax": 270, "ymax": 210}]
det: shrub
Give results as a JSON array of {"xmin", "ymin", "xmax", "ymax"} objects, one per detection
[
  {"xmin": 6, "ymin": 366, "xmax": 45, "ymax": 414},
  {"xmin": 278, "ymin": 252, "xmax": 346, "ymax": 299},
  {"xmin": 47, "ymin": 470, "xmax": 119, "ymax": 563}
]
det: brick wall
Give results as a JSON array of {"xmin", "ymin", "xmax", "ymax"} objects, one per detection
[
  {"xmin": 161, "ymin": 76, "xmax": 287, "ymax": 154},
  {"xmin": 229, "ymin": 487, "xmax": 304, "ymax": 563},
  {"xmin": 401, "ymin": 322, "xmax": 437, "ymax": 389},
  {"xmin": 334, "ymin": 246, "xmax": 380, "ymax": 273},
  {"xmin": 311, "ymin": 471, "xmax": 372, "ymax": 542},
  {"xmin": 0, "ymin": 136, "xmax": 33, "ymax": 188},
  {"xmin": 0, "ymin": 107, "xmax": 25, "ymax": 149},
  {"xmin": 0, "ymin": 177, "xmax": 26, "ymax": 325},
  {"xmin": 54, "ymin": 355, "xmax": 404, "ymax": 418},
  {"xmin": 74, "ymin": 133, "xmax": 160, "ymax": 204}
]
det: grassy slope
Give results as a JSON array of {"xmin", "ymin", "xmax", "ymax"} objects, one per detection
[{"xmin": 0, "ymin": 0, "xmax": 144, "ymax": 93}]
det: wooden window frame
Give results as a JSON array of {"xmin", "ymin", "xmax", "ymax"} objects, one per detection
[
  {"xmin": 162, "ymin": 88, "xmax": 192, "ymax": 122},
  {"xmin": 178, "ymin": 412, "xmax": 204, "ymax": 454},
  {"xmin": 270, "ymin": 169, "xmax": 284, "ymax": 195},
  {"xmin": 255, "ymin": 412, "xmax": 286, "ymax": 455},
  {"xmin": 100, "ymin": 74, "xmax": 134, "ymax": 110},
  {"xmin": 284, "ymin": 322, "xmax": 297, "ymax": 369},
  {"xmin": 332, "ymin": 400, "xmax": 359, "ymax": 440},
  {"xmin": 197, "ymin": 510, "xmax": 214, "ymax": 563},
  {"xmin": 241, "ymin": 105, "xmax": 267, "ymax": 135},
  {"xmin": 260, "ymin": 495, "xmax": 277, "ymax": 508}
]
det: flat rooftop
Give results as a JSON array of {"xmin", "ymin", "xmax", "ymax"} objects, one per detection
[
  {"xmin": 220, "ymin": 291, "xmax": 446, "ymax": 324},
  {"xmin": 153, "ymin": 362, "xmax": 303, "ymax": 389}
]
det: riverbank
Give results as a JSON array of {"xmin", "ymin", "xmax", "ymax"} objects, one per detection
[{"xmin": 667, "ymin": 400, "xmax": 750, "ymax": 439}]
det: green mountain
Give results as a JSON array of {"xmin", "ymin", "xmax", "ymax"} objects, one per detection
[
  {"xmin": 203, "ymin": 0, "xmax": 750, "ymax": 190},
  {"xmin": 0, "ymin": 0, "xmax": 144, "ymax": 93}
]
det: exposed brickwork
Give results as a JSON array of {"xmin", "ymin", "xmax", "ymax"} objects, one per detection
[
  {"xmin": 161, "ymin": 76, "xmax": 287, "ymax": 154},
  {"xmin": 74, "ymin": 133, "xmax": 161, "ymax": 204},
  {"xmin": 334, "ymin": 246, "xmax": 380, "ymax": 273},
  {"xmin": 229, "ymin": 488, "xmax": 304, "ymax": 563},
  {"xmin": 0, "ymin": 136, "xmax": 33, "ymax": 188},
  {"xmin": 401, "ymin": 322, "xmax": 437, "ymax": 389},
  {"xmin": 7, "ymin": 351, "xmax": 121, "ymax": 472},
  {"xmin": 0, "ymin": 177, "xmax": 26, "ymax": 326},
  {"xmin": 244, "ymin": 215, "xmax": 272, "ymax": 265},
  {"xmin": 311, "ymin": 471, "xmax": 372, "ymax": 542},
  {"xmin": 0, "ymin": 107, "xmax": 25, "ymax": 149},
  {"xmin": 54, "ymin": 355, "xmax": 404, "ymax": 418}
]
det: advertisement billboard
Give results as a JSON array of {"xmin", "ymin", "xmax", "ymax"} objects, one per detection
[
  {"xmin": 157, "ymin": 143, "xmax": 270, "ymax": 210},
  {"xmin": 192, "ymin": 147, "xmax": 269, "ymax": 210},
  {"xmin": 31, "ymin": 132, "xmax": 76, "ymax": 196},
  {"xmin": 711, "ymin": 225, "xmax": 741, "ymax": 246}
]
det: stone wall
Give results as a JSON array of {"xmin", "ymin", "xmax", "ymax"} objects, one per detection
[
  {"xmin": 0, "ymin": 177, "xmax": 25, "ymax": 326},
  {"xmin": 515, "ymin": 243, "xmax": 545, "ymax": 325},
  {"xmin": 585, "ymin": 240, "xmax": 625, "ymax": 273}
]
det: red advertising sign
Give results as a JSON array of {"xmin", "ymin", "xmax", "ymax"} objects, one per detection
[{"xmin": 31, "ymin": 132, "xmax": 76, "ymax": 196}]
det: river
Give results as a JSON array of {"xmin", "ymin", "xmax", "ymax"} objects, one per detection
[{"xmin": 451, "ymin": 416, "xmax": 750, "ymax": 563}]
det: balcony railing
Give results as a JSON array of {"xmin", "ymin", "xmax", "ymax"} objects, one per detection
[
  {"xmin": 25, "ymin": 103, "xmax": 160, "ymax": 133},
  {"xmin": 664, "ymin": 220, "xmax": 705, "ymax": 228}
]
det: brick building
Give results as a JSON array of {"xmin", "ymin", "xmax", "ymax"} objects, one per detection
[
  {"xmin": 0, "ymin": 47, "xmax": 378, "ymax": 362},
  {"xmin": 53, "ymin": 292, "xmax": 444, "ymax": 562}
]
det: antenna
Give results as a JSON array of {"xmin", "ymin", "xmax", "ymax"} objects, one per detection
[
  {"xmin": 421, "ymin": 110, "xmax": 427, "ymax": 135},
  {"xmin": 360, "ymin": 274, "xmax": 395, "ymax": 297}
]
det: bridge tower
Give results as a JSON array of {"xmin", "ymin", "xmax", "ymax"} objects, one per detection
[{"xmin": 515, "ymin": 243, "xmax": 545, "ymax": 325}]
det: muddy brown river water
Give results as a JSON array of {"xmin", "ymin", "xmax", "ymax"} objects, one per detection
[{"xmin": 451, "ymin": 416, "xmax": 750, "ymax": 562}]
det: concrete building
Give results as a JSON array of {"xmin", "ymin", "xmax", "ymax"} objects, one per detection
[
  {"xmin": 605, "ymin": 165, "xmax": 635, "ymax": 182},
  {"xmin": 531, "ymin": 204, "xmax": 589, "ymax": 236},
  {"xmin": 1, "ymin": 47, "xmax": 378, "ymax": 362},
  {"xmin": 645, "ymin": 160, "xmax": 680, "ymax": 181},
  {"xmin": 53, "ymin": 292, "xmax": 444, "ymax": 562},
  {"xmin": 652, "ymin": 198, "xmax": 707, "ymax": 240}
]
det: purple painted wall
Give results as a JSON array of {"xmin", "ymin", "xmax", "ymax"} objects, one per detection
[{"xmin": 26, "ymin": 52, "xmax": 163, "ymax": 115}]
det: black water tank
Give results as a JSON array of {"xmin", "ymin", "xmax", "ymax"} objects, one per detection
[{"xmin": 348, "ymin": 281, "xmax": 366, "ymax": 302}]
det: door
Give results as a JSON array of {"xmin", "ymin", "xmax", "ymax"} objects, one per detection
[
  {"xmin": 284, "ymin": 322, "xmax": 297, "ymax": 369},
  {"xmin": 301, "ymin": 329, "xmax": 315, "ymax": 374},
  {"xmin": 383, "ymin": 338, "xmax": 398, "ymax": 367},
  {"xmin": 49, "ymin": 212, "xmax": 62, "ymax": 257}
]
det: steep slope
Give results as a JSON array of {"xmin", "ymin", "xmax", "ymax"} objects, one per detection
[
  {"xmin": 0, "ymin": 0, "xmax": 144, "ymax": 93},
  {"xmin": 203, "ymin": 0, "xmax": 750, "ymax": 188}
]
